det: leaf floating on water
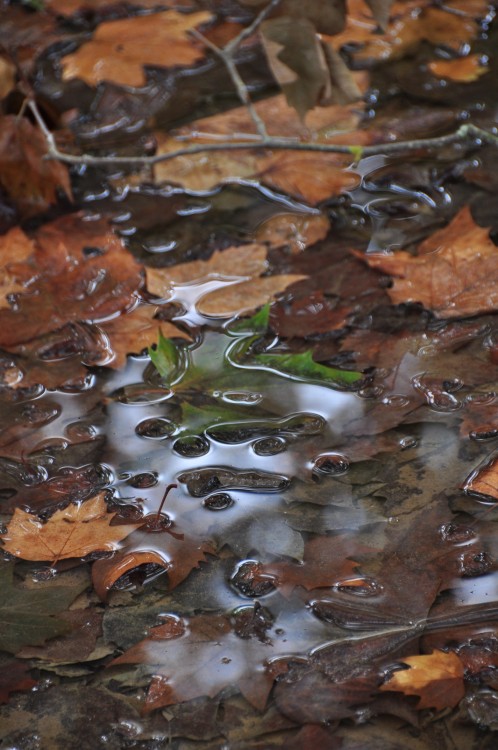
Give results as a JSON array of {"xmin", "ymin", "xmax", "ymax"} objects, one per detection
[
  {"xmin": 360, "ymin": 206, "xmax": 498, "ymax": 319},
  {"xmin": 146, "ymin": 244, "xmax": 306, "ymax": 318},
  {"xmin": 1, "ymin": 493, "xmax": 142, "ymax": 563},
  {"xmin": 380, "ymin": 650, "xmax": 465, "ymax": 710},
  {"xmin": 61, "ymin": 10, "xmax": 213, "ymax": 87}
]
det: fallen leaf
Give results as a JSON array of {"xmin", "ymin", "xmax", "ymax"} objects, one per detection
[
  {"xmin": 0, "ymin": 659, "xmax": 37, "ymax": 704},
  {"xmin": 254, "ymin": 212, "xmax": 330, "ymax": 252},
  {"xmin": 380, "ymin": 650, "xmax": 465, "ymax": 710},
  {"xmin": 0, "ymin": 6, "xmax": 64, "ymax": 77},
  {"xmin": 428, "ymin": 54, "xmax": 489, "ymax": 82},
  {"xmin": 1, "ymin": 493, "xmax": 142, "ymax": 564},
  {"xmin": 61, "ymin": 10, "xmax": 212, "ymax": 87},
  {"xmin": 91, "ymin": 532, "xmax": 214, "ymax": 601},
  {"xmin": 146, "ymin": 244, "xmax": 306, "ymax": 318},
  {"xmin": 461, "ymin": 455, "xmax": 498, "ymax": 501},
  {"xmin": 17, "ymin": 608, "xmax": 107, "ymax": 664},
  {"xmin": 0, "ymin": 564, "xmax": 88, "ymax": 654},
  {"xmin": 0, "ymin": 213, "xmax": 143, "ymax": 348},
  {"xmin": 260, "ymin": 17, "xmax": 332, "ymax": 119},
  {"xmin": 0, "ymin": 56, "xmax": 15, "ymax": 100},
  {"xmin": 153, "ymin": 93, "xmax": 370, "ymax": 204},
  {"xmin": 97, "ymin": 305, "xmax": 190, "ymax": 369},
  {"xmin": 328, "ymin": 0, "xmax": 491, "ymax": 65},
  {"xmin": 360, "ymin": 206, "xmax": 498, "ymax": 319},
  {"xmin": 111, "ymin": 602, "xmax": 330, "ymax": 712},
  {"xmin": 260, "ymin": 534, "xmax": 368, "ymax": 595},
  {"xmin": 0, "ymin": 116, "xmax": 72, "ymax": 219}
]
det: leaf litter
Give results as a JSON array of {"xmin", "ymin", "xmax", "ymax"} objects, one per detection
[{"xmin": 1, "ymin": 0, "xmax": 498, "ymax": 748}]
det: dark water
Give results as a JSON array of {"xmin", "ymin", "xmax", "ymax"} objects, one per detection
[{"xmin": 2, "ymin": 3, "xmax": 498, "ymax": 749}]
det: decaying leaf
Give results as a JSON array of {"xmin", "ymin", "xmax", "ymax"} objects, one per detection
[
  {"xmin": 153, "ymin": 93, "xmax": 370, "ymax": 204},
  {"xmin": 0, "ymin": 57, "xmax": 15, "ymax": 100},
  {"xmin": 61, "ymin": 10, "xmax": 212, "ymax": 87},
  {"xmin": 0, "ymin": 213, "xmax": 143, "ymax": 348},
  {"xmin": 1, "ymin": 493, "xmax": 142, "ymax": 564},
  {"xmin": 96, "ymin": 305, "xmax": 190, "ymax": 369},
  {"xmin": 146, "ymin": 244, "xmax": 306, "ymax": 318},
  {"xmin": 0, "ymin": 564, "xmax": 88, "ymax": 654},
  {"xmin": 360, "ymin": 206, "xmax": 498, "ymax": 319},
  {"xmin": 428, "ymin": 54, "xmax": 488, "ymax": 82},
  {"xmin": 0, "ymin": 660, "xmax": 37, "ymax": 704},
  {"xmin": 92, "ymin": 526, "xmax": 215, "ymax": 601},
  {"xmin": 260, "ymin": 17, "xmax": 332, "ymax": 119},
  {"xmin": 328, "ymin": 0, "xmax": 491, "ymax": 65},
  {"xmin": 380, "ymin": 650, "xmax": 465, "ymax": 710},
  {"xmin": 260, "ymin": 534, "xmax": 368, "ymax": 595},
  {"xmin": 461, "ymin": 455, "xmax": 498, "ymax": 501},
  {"xmin": 0, "ymin": 116, "xmax": 72, "ymax": 219},
  {"xmin": 255, "ymin": 212, "xmax": 330, "ymax": 252}
]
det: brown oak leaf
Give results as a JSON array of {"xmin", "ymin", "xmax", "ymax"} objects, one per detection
[
  {"xmin": 380, "ymin": 650, "xmax": 465, "ymax": 710},
  {"xmin": 360, "ymin": 206, "xmax": 498, "ymax": 319},
  {"xmin": 0, "ymin": 493, "xmax": 142, "ymax": 564},
  {"xmin": 61, "ymin": 10, "xmax": 212, "ymax": 87}
]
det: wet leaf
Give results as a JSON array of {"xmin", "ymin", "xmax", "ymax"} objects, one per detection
[
  {"xmin": 61, "ymin": 10, "xmax": 213, "ymax": 87},
  {"xmin": 260, "ymin": 534, "xmax": 369, "ymax": 595},
  {"xmin": 0, "ymin": 659, "xmax": 37, "ymax": 704},
  {"xmin": 381, "ymin": 650, "xmax": 465, "ymax": 710},
  {"xmin": 154, "ymin": 93, "xmax": 369, "ymax": 204},
  {"xmin": 361, "ymin": 206, "xmax": 498, "ymax": 319},
  {"xmin": 0, "ymin": 213, "xmax": 143, "ymax": 348},
  {"xmin": 252, "ymin": 349, "xmax": 363, "ymax": 387},
  {"xmin": 254, "ymin": 212, "xmax": 330, "ymax": 253},
  {"xmin": 260, "ymin": 17, "xmax": 331, "ymax": 119},
  {"xmin": 0, "ymin": 564, "xmax": 87, "ymax": 654},
  {"xmin": 1, "ymin": 493, "xmax": 142, "ymax": 564},
  {"xmin": 17, "ymin": 607, "xmax": 106, "ymax": 664},
  {"xmin": 146, "ymin": 243, "xmax": 306, "ymax": 318},
  {"xmin": 0, "ymin": 116, "xmax": 72, "ymax": 219},
  {"xmin": 98, "ymin": 305, "xmax": 190, "ymax": 370},
  {"xmin": 461, "ymin": 455, "xmax": 498, "ymax": 501},
  {"xmin": 428, "ymin": 54, "xmax": 489, "ymax": 82},
  {"xmin": 328, "ymin": 0, "xmax": 491, "ymax": 65},
  {"xmin": 0, "ymin": 57, "xmax": 15, "ymax": 100}
]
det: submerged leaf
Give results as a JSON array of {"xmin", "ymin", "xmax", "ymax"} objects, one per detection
[
  {"xmin": 0, "ymin": 564, "xmax": 87, "ymax": 654},
  {"xmin": 253, "ymin": 349, "xmax": 363, "ymax": 387}
]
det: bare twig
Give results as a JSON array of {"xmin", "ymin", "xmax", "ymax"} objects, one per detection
[
  {"xmin": 191, "ymin": 28, "xmax": 269, "ymax": 138},
  {"xmin": 189, "ymin": 1, "xmax": 281, "ymax": 139},
  {"xmin": 26, "ymin": 98, "xmax": 498, "ymax": 170}
]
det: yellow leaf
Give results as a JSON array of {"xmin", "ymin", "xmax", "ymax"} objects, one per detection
[{"xmin": 1, "ymin": 493, "xmax": 142, "ymax": 564}]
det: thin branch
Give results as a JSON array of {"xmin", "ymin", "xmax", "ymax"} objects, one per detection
[
  {"xmin": 27, "ymin": 99, "xmax": 498, "ymax": 170},
  {"xmin": 225, "ymin": 0, "xmax": 281, "ymax": 56},
  {"xmin": 191, "ymin": 28, "xmax": 268, "ymax": 138}
]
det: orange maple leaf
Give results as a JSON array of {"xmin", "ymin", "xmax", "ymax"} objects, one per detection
[{"xmin": 380, "ymin": 649, "xmax": 465, "ymax": 710}]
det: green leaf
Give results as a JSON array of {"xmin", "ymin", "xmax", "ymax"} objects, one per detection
[
  {"xmin": 0, "ymin": 564, "xmax": 88, "ymax": 654},
  {"xmin": 254, "ymin": 350, "xmax": 363, "ymax": 387},
  {"xmin": 148, "ymin": 332, "xmax": 182, "ymax": 385},
  {"xmin": 229, "ymin": 304, "xmax": 270, "ymax": 335}
]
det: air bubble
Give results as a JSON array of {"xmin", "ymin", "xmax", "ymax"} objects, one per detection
[
  {"xmin": 312, "ymin": 453, "xmax": 349, "ymax": 477},
  {"xmin": 202, "ymin": 492, "xmax": 234, "ymax": 511},
  {"xmin": 173, "ymin": 435, "xmax": 210, "ymax": 457},
  {"xmin": 252, "ymin": 437, "xmax": 287, "ymax": 456},
  {"xmin": 135, "ymin": 417, "xmax": 176, "ymax": 439}
]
